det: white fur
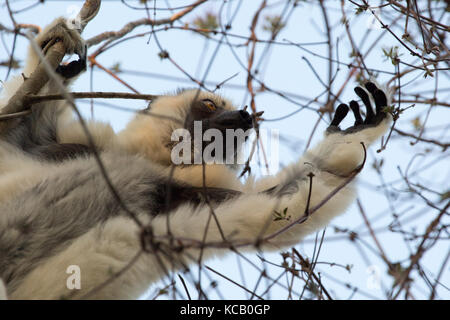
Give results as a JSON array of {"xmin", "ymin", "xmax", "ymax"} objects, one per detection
[{"xmin": 0, "ymin": 18, "xmax": 392, "ymax": 299}]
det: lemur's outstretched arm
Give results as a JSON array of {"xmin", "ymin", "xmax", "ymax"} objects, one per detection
[{"xmin": 153, "ymin": 83, "xmax": 392, "ymax": 248}]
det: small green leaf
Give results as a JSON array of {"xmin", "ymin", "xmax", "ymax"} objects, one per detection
[
  {"xmin": 382, "ymin": 46, "xmax": 402, "ymax": 65},
  {"xmin": 355, "ymin": 5, "xmax": 369, "ymax": 15},
  {"xmin": 262, "ymin": 15, "xmax": 286, "ymax": 35},
  {"xmin": 193, "ymin": 12, "xmax": 219, "ymax": 37},
  {"xmin": 273, "ymin": 207, "xmax": 290, "ymax": 221},
  {"xmin": 110, "ymin": 62, "xmax": 122, "ymax": 73}
]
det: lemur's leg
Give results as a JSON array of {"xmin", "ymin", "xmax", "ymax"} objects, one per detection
[
  {"xmin": 0, "ymin": 18, "xmax": 85, "ymax": 111},
  {"xmin": 32, "ymin": 19, "xmax": 117, "ymax": 151},
  {"xmin": 0, "ymin": 18, "xmax": 114, "ymax": 157},
  {"xmin": 33, "ymin": 18, "xmax": 116, "ymax": 153},
  {"xmin": 0, "ymin": 18, "xmax": 88, "ymax": 150}
]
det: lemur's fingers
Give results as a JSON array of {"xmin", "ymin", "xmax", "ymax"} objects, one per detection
[
  {"xmin": 354, "ymin": 86, "xmax": 375, "ymax": 124},
  {"xmin": 341, "ymin": 83, "xmax": 390, "ymax": 134},
  {"xmin": 330, "ymin": 103, "xmax": 349, "ymax": 127},
  {"xmin": 364, "ymin": 82, "xmax": 387, "ymax": 115},
  {"xmin": 349, "ymin": 100, "xmax": 364, "ymax": 125},
  {"xmin": 364, "ymin": 82, "xmax": 377, "ymax": 95}
]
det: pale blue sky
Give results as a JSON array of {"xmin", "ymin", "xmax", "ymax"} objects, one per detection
[{"xmin": 1, "ymin": 0, "xmax": 449, "ymax": 299}]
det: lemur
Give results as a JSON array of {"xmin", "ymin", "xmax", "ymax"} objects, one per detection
[{"xmin": 0, "ymin": 17, "xmax": 392, "ymax": 299}]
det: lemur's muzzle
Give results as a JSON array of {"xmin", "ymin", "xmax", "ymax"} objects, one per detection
[{"xmin": 209, "ymin": 110, "xmax": 253, "ymax": 131}]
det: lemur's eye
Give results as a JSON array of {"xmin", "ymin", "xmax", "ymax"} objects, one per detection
[{"xmin": 202, "ymin": 99, "xmax": 217, "ymax": 112}]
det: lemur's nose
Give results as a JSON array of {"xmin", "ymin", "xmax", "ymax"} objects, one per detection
[
  {"xmin": 209, "ymin": 110, "xmax": 254, "ymax": 131},
  {"xmin": 239, "ymin": 110, "xmax": 253, "ymax": 128}
]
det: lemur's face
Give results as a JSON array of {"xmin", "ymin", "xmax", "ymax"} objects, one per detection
[{"xmin": 141, "ymin": 89, "xmax": 253, "ymax": 166}]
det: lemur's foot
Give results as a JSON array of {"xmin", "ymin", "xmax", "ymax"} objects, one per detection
[
  {"xmin": 36, "ymin": 17, "xmax": 86, "ymax": 79},
  {"xmin": 327, "ymin": 82, "xmax": 389, "ymax": 134},
  {"xmin": 55, "ymin": 44, "xmax": 86, "ymax": 79}
]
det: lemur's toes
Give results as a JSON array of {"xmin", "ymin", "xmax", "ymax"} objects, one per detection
[
  {"xmin": 330, "ymin": 103, "xmax": 349, "ymax": 127},
  {"xmin": 349, "ymin": 100, "xmax": 364, "ymax": 125},
  {"xmin": 354, "ymin": 86, "xmax": 375, "ymax": 124},
  {"xmin": 56, "ymin": 56, "xmax": 86, "ymax": 79},
  {"xmin": 55, "ymin": 44, "xmax": 87, "ymax": 79},
  {"xmin": 37, "ymin": 18, "xmax": 87, "ymax": 79}
]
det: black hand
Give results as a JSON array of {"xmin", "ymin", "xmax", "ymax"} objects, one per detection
[{"xmin": 327, "ymin": 82, "xmax": 388, "ymax": 134}]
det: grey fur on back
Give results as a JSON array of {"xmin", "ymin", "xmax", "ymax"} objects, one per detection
[{"xmin": 0, "ymin": 152, "xmax": 163, "ymax": 293}]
